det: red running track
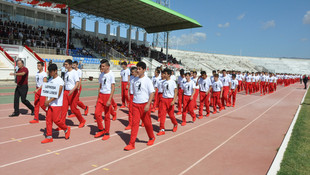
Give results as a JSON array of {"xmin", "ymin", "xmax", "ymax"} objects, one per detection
[{"xmin": 0, "ymin": 83, "xmax": 306, "ymax": 175}]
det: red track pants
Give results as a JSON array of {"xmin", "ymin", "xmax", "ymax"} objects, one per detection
[
  {"xmin": 46, "ymin": 106, "xmax": 68, "ymax": 137},
  {"xmin": 94, "ymin": 93, "xmax": 116, "ymax": 133},
  {"xmin": 121, "ymin": 82, "xmax": 129, "ymax": 106},
  {"xmin": 34, "ymin": 88, "xmax": 46, "ymax": 120},
  {"xmin": 193, "ymin": 89, "xmax": 199, "ymax": 109},
  {"xmin": 182, "ymin": 95, "xmax": 196, "ymax": 123},
  {"xmin": 152, "ymin": 89, "xmax": 159, "ymax": 109},
  {"xmin": 178, "ymin": 88, "xmax": 183, "ymax": 112},
  {"xmin": 228, "ymin": 89, "xmax": 237, "ymax": 106},
  {"xmin": 77, "ymin": 85, "xmax": 86, "ymax": 110},
  {"xmin": 246, "ymin": 82, "xmax": 252, "ymax": 94},
  {"xmin": 199, "ymin": 91, "xmax": 210, "ymax": 116},
  {"xmin": 61, "ymin": 90, "xmax": 85, "ymax": 124},
  {"xmin": 212, "ymin": 91, "xmax": 222, "ymax": 112},
  {"xmin": 157, "ymin": 93, "xmax": 163, "ymax": 120},
  {"xmin": 128, "ymin": 103, "xmax": 155, "ymax": 147},
  {"xmin": 260, "ymin": 82, "xmax": 265, "ymax": 95},
  {"xmin": 159, "ymin": 98, "xmax": 178, "ymax": 130},
  {"xmin": 128, "ymin": 94, "xmax": 134, "ymax": 126},
  {"xmin": 221, "ymin": 86, "xmax": 229, "ymax": 106}
]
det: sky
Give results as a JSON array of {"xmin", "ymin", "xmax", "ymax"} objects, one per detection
[
  {"xmin": 167, "ymin": 0, "xmax": 310, "ymax": 58},
  {"xmin": 72, "ymin": 0, "xmax": 310, "ymax": 59}
]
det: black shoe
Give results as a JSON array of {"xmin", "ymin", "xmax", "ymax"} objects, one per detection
[
  {"xmin": 9, "ymin": 113, "xmax": 19, "ymax": 117},
  {"xmin": 31, "ymin": 110, "xmax": 35, "ymax": 116}
]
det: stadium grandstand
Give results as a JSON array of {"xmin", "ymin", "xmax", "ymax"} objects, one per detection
[
  {"xmin": 0, "ymin": 0, "xmax": 310, "ymax": 175},
  {"xmin": 0, "ymin": 0, "xmax": 309, "ymax": 82}
]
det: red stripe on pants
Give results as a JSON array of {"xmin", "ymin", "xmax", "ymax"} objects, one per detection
[
  {"xmin": 128, "ymin": 94, "xmax": 134, "ymax": 126},
  {"xmin": 199, "ymin": 91, "xmax": 210, "ymax": 116},
  {"xmin": 61, "ymin": 90, "xmax": 85, "ymax": 124},
  {"xmin": 160, "ymin": 98, "xmax": 178, "ymax": 130},
  {"xmin": 46, "ymin": 106, "xmax": 67, "ymax": 137},
  {"xmin": 212, "ymin": 91, "xmax": 222, "ymax": 112},
  {"xmin": 77, "ymin": 85, "xmax": 86, "ymax": 110},
  {"xmin": 94, "ymin": 93, "xmax": 116, "ymax": 133},
  {"xmin": 221, "ymin": 86, "xmax": 229, "ymax": 106},
  {"xmin": 178, "ymin": 88, "xmax": 183, "ymax": 112},
  {"xmin": 129, "ymin": 103, "xmax": 155, "ymax": 147},
  {"xmin": 34, "ymin": 88, "xmax": 46, "ymax": 120},
  {"xmin": 182, "ymin": 95, "xmax": 196, "ymax": 122},
  {"xmin": 121, "ymin": 82, "xmax": 129, "ymax": 105},
  {"xmin": 228, "ymin": 89, "xmax": 237, "ymax": 105}
]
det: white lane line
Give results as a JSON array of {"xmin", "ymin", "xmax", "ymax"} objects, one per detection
[
  {"xmin": 178, "ymin": 88, "xmax": 295, "ymax": 175},
  {"xmin": 80, "ymin": 88, "xmax": 289, "ymax": 175}
]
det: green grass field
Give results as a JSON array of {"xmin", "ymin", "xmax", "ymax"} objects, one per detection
[{"xmin": 277, "ymin": 88, "xmax": 310, "ymax": 175}]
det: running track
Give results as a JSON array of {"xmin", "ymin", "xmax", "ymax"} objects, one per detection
[{"xmin": 0, "ymin": 83, "xmax": 306, "ymax": 175}]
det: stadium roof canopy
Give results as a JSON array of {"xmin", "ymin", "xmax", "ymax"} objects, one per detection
[{"xmin": 45, "ymin": 0, "xmax": 202, "ymax": 33}]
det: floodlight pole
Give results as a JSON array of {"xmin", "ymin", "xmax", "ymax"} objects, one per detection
[
  {"xmin": 66, "ymin": 7, "xmax": 70, "ymax": 56},
  {"xmin": 166, "ymin": 31, "xmax": 169, "ymax": 62}
]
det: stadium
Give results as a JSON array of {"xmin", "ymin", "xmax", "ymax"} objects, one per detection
[{"xmin": 0, "ymin": 0, "xmax": 309, "ymax": 174}]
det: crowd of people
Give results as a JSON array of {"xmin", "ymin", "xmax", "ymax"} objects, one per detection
[
  {"xmin": 8, "ymin": 59, "xmax": 307, "ymax": 151},
  {"xmin": 0, "ymin": 19, "xmax": 68, "ymax": 49},
  {"xmin": 73, "ymin": 32, "xmax": 180, "ymax": 64}
]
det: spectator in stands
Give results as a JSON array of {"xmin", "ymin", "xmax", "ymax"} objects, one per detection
[{"xmin": 9, "ymin": 60, "xmax": 34, "ymax": 117}]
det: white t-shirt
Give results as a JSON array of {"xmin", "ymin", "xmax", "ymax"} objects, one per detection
[
  {"xmin": 158, "ymin": 79, "xmax": 165, "ymax": 93},
  {"xmin": 231, "ymin": 79, "xmax": 239, "ymax": 90},
  {"xmin": 237, "ymin": 74, "xmax": 242, "ymax": 81},
  {"xmin": 265, "ymin": 76, "xmax": 269, "ymax": 82},
  {"xmin": 64, "ymin": 69, "xmax": 79, "ymax": 91},
  {"xmin": 220, "ymin": 75, "xmax": 231, "ymax": 86},
  {"xmin": 212, "ymin": 80, "xmax": 223, "ymax": 92},
  {"xmin": 178, "ymin": 77, "xmax": 187, "ymax": 89},
  {"xmin": 210, "ymin": 76, "xmax": 215, "ymax": 83},
  {"xmin": 120, "ymin": 68, "xmax": 130, "ymax": 82},
  {"xmin": 255, "ymin": 76, "xmax": 260, "ymax": 82},
  {"xmin": 99, "ymin": 71, "xmax": 115, "ymax": 94},
  {"xmin": 48, "ymin": 76, "xmax": 64, "ymax": 107},
  {"xmin": 36, "ymin": 71, "xmax": 47, "ymax": 88},
  {"xmin": 76, "ymin": 69, "xmax": 82, "ymax": 79},
  {"xmin": 182, "ymin": 80, "xmax": 196, "ymax": 96},
  {"xmin": 171, "ymin": 75, "xmax": 176, "ymax": 82},
  {"xmin": 163, "ymin": 79, "xmax": 177, "ymax": 98},
  {"xmin": 152, "ymin": 76, "xmax": 160, "ymax": 88},
  {"xmin": 129, "ymin": 75, "xmax": 136, "ymax": 95},
  {"xmin": 246, "ymin": 75, "xmax": 252, "ymax": 82},
  {"xmin": 198, "ymin": 77, "xmax": 212, "ymax": 92},
  {"xmin": 251, "ymin": 75, "xmax": 256, "ymax": 82},
  {"xmin": 261, "ymin": 75, "xmax": 266, "ymax": 82},
  {"xmin": 133, "ymin": 76, "xmax": 155, "ymax": 104},
  {"xmin": 191, "ymin": 77, "xmax": 199, "ymax": 89},
  {"xmin": 269, "ymin": 76, "xmax": 275, "ymax": 83}
]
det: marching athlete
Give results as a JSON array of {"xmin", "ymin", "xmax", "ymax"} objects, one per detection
[
  {"xmin": 93, "ymin": 59, "xmax": 117, "ymax": 140},
  {"xmin": 181, "ymin": 72, "xmax": 197, "ymax": 126},
  {"xmin": 157, "ymin": 68, "xmax": 178, "ymax": 136},
  {"xmin": 30, "ymin": 62, "xmax": 47, "ymax": 124},
  {"xmin": 41, "ymin": 64, "xmax": 71, "ymax": 144},
  {"xmin": 120, "ymin": 61, "xmax": 130, "ymax": 108},
  {"xmin": 124, "ymin": 62, "xmax": 155, "ymax": 151}
]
